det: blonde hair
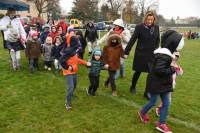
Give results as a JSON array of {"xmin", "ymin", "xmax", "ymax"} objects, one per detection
[
  {"xmin": 143, "ymin": 11, "xmax": 157, "ymax": 24},
  {"xmin": 45, "ymin": 36, "xmax": 53, "ymax": 44}
]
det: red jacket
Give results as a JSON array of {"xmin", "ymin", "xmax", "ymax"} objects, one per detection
[{"xmin": 57, "ymin": 21, "xmax": 68, "ymax": 34}]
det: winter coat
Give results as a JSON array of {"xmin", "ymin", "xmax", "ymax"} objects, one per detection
[
  {"xmin": 103, "ymin": 33, "xmax": 124, "ymax": 71},
  {"xmin": 85, "ymin": 23, "xmax": 98, "ymax": 42},
  {"xmin": 98, "ymin": 28, "xmax": 131, "ymax": 50},
  {"xmin": 59, "ymin": 35, "xmax": 80, "ymax": 69},
  {"xmin": 124, "ymin": 23, "xmax": 160, "ymax": 72},
  {"xmin": 48, "ymin": 32, "xmax": 59, "ymax": 43},
  {"xmin": 57, "ymin": 21, "xmax": 68, "ymax": 34},
  {"xmin": 40, "ymin": 31, "xmax": 50, "ymax": 44},
  {"xmin": 42, "ymin": 43, "xmax": 53, "ymax": 61},
  {"xmin": 26, "ymin": 39, "xmax": 41, "ymax": 59},
  {"xmin": 147, "ymin": 30, "xmax": 184, "ymax": 94},
  {"xmin": 51, "ymin": 44, "xmax": 64, "ymax": 59},
  {"xmin": 62, "ymin": 55, "xmax": 87, "ymax": 75},
  {"xmin": 89, "ymin": 56, "xmax": 105, "ymax": 76},
  {"xmin": 0, "ymin": 16, "xmax": 26, "ymax": 42},
  {"xmin": 146, "ymin": 48, "xmax": 176, "ymax": 94}
]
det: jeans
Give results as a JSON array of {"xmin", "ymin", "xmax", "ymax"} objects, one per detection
[
  {"xmin": 29, "ymin": 58, "xmax": 39, "ymax": 72},
  {"xmin": 10, "ymin": 50, "xmax": 21, "ymax": 69},
  {"xmin": 141, "ymin": 92, "xmax": 171, "ymax": 124},
  {"xmin": 65, "ymin": 74, "xmax": 77, "ymax": 106},
  {"xmin": 115, "ymin": 58, "xmax": 125, "ymax": 79}
]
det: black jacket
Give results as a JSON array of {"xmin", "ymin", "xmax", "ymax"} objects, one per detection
[
  {"xmin": 52, "ymin": 44, "xmax": 64, "ymax": 59},
  {"xmin": 85, "ymin": 24, "xmax": 98, "ymax": 42},
  {"xmin": 146, "ymin": 53, "xmax": 176, "ymax": 94},
  {"xmin": 125, "ymin": 23, "xmax": 160, "ymax": 72}
]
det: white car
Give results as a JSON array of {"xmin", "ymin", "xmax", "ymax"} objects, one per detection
[{"xmin": 127, "ymin": 24, "xmax": 136, "ymax": 33}]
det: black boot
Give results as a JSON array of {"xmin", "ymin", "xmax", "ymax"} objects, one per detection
[{"xmin": 130, "ymin": 87, "xmax": 136, "ymax": 95}]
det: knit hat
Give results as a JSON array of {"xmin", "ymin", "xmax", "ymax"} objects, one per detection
[
  {"xmin": 68, "ymin": 27, "xmax": 75, "ymax": 33},
  {"xmin": 94, "ymin": 50, "xmax": 102, "ymax": 56},
  {"xmin": 30, "ymin": 31, "xmax": 38, "ymax": 37}
]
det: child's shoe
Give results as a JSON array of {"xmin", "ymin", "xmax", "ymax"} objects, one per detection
[
  {"xmin": 44, "ymin": 65, "xmax": 48, "ymax": 70},
  {"xmin": 112, "ymin": 91, "xmax": 117, "ymax": 96},
  {"xmin": 138, "ymin": 111, "xmax": 150, "ymax": 124},
  {"xmin": 65, "ymin": 104, "xmax": 72, "ymax": 111},
  {"xmin": 156, "ymin": 122, "xmax": 172, "ymax": 133},
  {"xmin": 48, "ymin": 67, "xmax": 51, "ymax": 71}
]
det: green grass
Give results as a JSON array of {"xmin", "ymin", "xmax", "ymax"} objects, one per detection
[{"xmin": 0, "ymin": 34, "xmax": 200, "ymax": 133}]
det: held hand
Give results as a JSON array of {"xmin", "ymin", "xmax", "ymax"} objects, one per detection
[
  {"xmin": 87, "ymin": 62, "xmax": 91, "ymax": 66},
  {"xmin": 68, "ymin": 66, "xmax": 73, "ymax": 71},
  {"xmin": 104, "ymin": 64, "xmax": 109, "ymax": 69},
  {"xmin": 124, "ymin": 54, "xmax": 128, "ymax": 59},
  {"xmin": 10, "ymin": 49, "xmax": 15, "ymax": 52}
]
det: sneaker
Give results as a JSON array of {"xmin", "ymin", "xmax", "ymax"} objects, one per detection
[
  {"xmin": 138, "ymin": 111, "xmax": 150, "ymax": 124},
  {"xmin": 156, "ymin": 123, "xmax": 172, "ymax": 133},
  {"xmin": 112, "ymin": 91, "xmax": 117, "ymax": 96},
  {"xmin": 86, "ymin": 88, "xmax": 91, "ymax": 96},
  {"xmin": 65, "ymin": 104, "xmax": 72, "ymax": 111},
  {"xmin": 44, "ymin": 65, "xmax": 48, "ymax": 70},
  {"xmin": 48, "ymin": 67, "xmax": 51, "ymax": 71},
  {"xmin": 155, "ymin": 107, "xmax": 161, "ymax": 117}
]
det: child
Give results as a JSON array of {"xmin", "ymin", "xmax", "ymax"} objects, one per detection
[
  {"xmin": 48, "ymin": 25, "xmax": 59, "ymax": 43},
  {"xmin": 138, "ymin": 30, "xmax": 184, "ymax": 133},
  {"xmin": 42, "ymin": 36, "xmax": 54, "ymax": 71},
  {"xmin": 62, "ymin": 46, "xmax": 91, "ymax": 110},
  {"xmin": 86, "ymin": 48, "xmax": 109, "ymax": 96},
  {"xmin": 155, "ymin": 51, "xmax": 183, "ymax": 116},
  {"xmin": 52, "ymin": 36, "xmax": 64, "ymax": 73},
  {"xmin": 75, "ymin": 30, "xmax": 87, "ymax": 59},
  {"xmin": 25, "ymin": 31, "xmax": 41, "ymax": 73},
  {"xmin": 59, "ymin": 28, "xmax": 80, "ymax": 70},
  {"xmin": 103, "ymin": 32, "xmax": 124, "ymax": 96},
  {"xmin": 40, "ymin": 24, "xmax": 50, "ymax": 44}
]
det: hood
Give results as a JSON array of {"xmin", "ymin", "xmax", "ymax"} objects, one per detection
[
  {"xmin": 161, "ymin": 30, "xmax": 184, "ymax": 53},
  {"xmin": 107, "ymin": 32, "xmax": 122, "ymax": 47},
  {"xmin": 154, "ymin": 48, "xmax": 175, "ymax": 59}
]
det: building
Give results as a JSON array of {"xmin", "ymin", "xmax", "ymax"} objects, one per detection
[{"xmin": 0, "ymin": 0, "xmax": 48, "ymax": 20}]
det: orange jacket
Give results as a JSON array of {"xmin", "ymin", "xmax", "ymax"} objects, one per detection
[{"xmin": 62, "ymin": 55, "xmax": 87, "ymax": 75}]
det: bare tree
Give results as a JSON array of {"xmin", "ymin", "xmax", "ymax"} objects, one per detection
[
  {"xmin": 26, "ymin": 0, "xmax": 48, "ymax": 17},
  {"xmin": 135, "ymin": 0, "xmax": 159, "ymax": 17},
  {"xmin": 107, "ymin": 0, "xmax": 123, "ymax": 19},
  {"xmin": 122, "ymin": 0, "xmax": 135, "ymax": 23}
]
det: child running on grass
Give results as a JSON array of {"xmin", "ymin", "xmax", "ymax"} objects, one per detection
[
  {"xmin": 138, "ymin": 30, "xmax": 184, "ymax": 133},
  {"xmin": 86, "ymin": 48, "xmax": 109, "ymax": 96},
  {"xmin": 61, "ymin": 27, "xmax": 91, "ymax": 110}
]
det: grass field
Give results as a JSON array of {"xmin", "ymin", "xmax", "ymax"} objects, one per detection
[{"xmin": 0, "ymin": 34, "xmax": 200, "ymax": 133}]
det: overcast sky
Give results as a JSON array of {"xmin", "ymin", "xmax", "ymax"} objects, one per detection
[{"xmin": 60, "ymin": 0, "xmax": 200, "ymax": 19}]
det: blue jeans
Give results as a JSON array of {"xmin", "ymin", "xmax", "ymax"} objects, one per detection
[
  {"xmin": 115, "ymin": 61, "xmax": 125, "ymax": 79},
  {"xmin": 65, "ymin": 74, "xmax": 77, "ymax": 106},
  {"xmin": 141, "ymin": 92, "xmax": 171, "ymax": 124}
]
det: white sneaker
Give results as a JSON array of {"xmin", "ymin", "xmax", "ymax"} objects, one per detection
[
  {"xmin": 44, "ymin": 65, "xmax": 48, "ymax": 70},
  {"xmin": 48, "ymin": 67, "xmax": 51, "ymax": 71}
]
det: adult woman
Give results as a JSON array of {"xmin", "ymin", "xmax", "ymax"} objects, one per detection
[
  {"xmin": 0, "ymin": 8, "xmax": 26, "ymax": 70},
  {"xmin": 124, "ymin": 11, "xmax": 160, "ymax": 99}
]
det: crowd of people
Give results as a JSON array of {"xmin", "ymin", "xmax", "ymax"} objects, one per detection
[{"xmin": 0, "ymin": 8, "xmax": 186, "ymax": 133}]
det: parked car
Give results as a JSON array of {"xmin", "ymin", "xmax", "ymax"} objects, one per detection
[
  {"xmin": 95, "ymin": 22, "xmax": 106, "ymax": 30},
  {"xmin": 127, "ymin": 24, "xmax": 136, "ymax": 33},
  {"xmin": 103, "ymin": 21, "xmax": 114, "ymax": 31},
  {"xmin": 70, "ymin": 19, "xmax": 82, "ymax": 29}
]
